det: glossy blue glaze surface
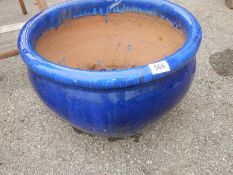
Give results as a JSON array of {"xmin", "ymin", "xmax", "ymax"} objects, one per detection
[{"xmin": 18, "ymin": 0, "xmax": 202, "ymax": 137}]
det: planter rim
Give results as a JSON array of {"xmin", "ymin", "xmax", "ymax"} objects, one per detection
[{"xmin": 18, "ymin": 0, "xmax": 202, "ymax": 89}]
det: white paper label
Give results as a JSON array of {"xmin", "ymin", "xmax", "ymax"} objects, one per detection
[{"xmin": 148, "ymin": 61, "xmax": 170, "ymax": 75}]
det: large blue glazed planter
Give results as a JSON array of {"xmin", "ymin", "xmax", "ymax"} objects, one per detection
[{"xmin": 18, "ymin": 0, "xmax": 202, "ymax": 138}]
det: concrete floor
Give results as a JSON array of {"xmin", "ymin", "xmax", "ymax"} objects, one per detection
[{"xmin": 0, "ymin": 0, "xmax": 233, "ymax": 174}]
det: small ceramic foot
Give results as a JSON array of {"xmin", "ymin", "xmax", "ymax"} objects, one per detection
[
  {"xmin": 226, "ymin": 0, "xmax": 233, "ymax": 9},
  {"xmin": 107, "ymin": 134, "xmax": 142, "ymax": 142}
]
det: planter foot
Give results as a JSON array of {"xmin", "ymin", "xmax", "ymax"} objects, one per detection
[{"xmin": 226, "ymin": 0, "xmax": 233, "ymax": 9}]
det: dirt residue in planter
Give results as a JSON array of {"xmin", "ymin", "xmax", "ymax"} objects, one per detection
[{"xmin": 36, "ymin": 13, "xmax": 185, "ymax": 70}]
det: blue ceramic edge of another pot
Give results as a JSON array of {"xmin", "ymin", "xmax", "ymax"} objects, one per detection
[{"xmin": 18, "ymin": 0, "xmax": 202, "ymax": 90}]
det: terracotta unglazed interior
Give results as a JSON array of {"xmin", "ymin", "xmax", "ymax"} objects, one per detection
[{"xmin": 36, "ymin": 13, "xmax": 185, "ymax": 70}]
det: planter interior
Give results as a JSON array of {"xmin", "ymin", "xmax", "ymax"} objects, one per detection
[{"xmin": 35, "ymin": 12, "xmax": 185, "ymax": 71}]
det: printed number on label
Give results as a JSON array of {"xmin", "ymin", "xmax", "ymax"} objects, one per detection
[{"xmin": 148, "ymin": 61, "xmax": 170, "ymax": 75}]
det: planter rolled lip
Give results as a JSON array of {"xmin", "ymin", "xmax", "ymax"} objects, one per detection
[{"xmin": 18, "ymin": 0, "xmax": 202, "ymax": 90}]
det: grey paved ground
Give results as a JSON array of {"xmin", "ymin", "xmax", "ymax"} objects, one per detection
[{"xmin": 0, "ymin": 0, "xmax": 233, "ymax": 174}]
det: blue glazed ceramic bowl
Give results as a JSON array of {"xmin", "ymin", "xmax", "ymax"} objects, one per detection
[{"xmin": 18, "ymin": 0, "xmax": 202, "ymax": 137}]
